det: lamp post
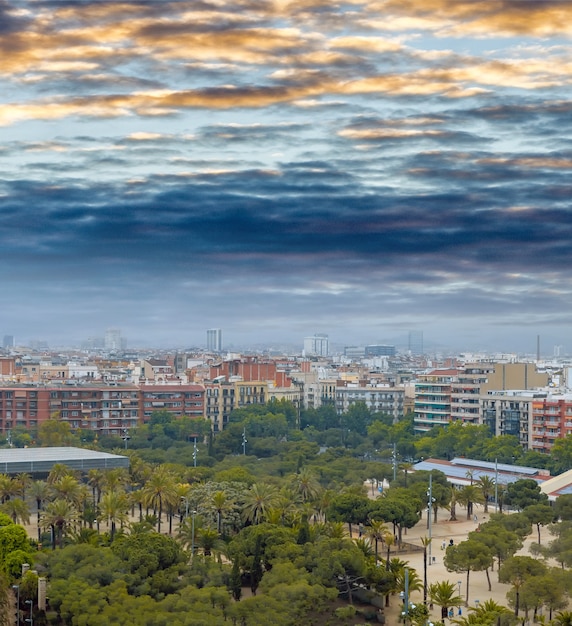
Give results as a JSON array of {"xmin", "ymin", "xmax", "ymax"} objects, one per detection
[
  {"xmin": 122, "ymin": 428, "xmax": 129, "ymax": 450},
  {"xmin": 392, "ymin": 443, "xmax": 397, "ymax": 482},
  {"xmin": 457, "ymin": 580, "xmax": 462, "ymax": 598},
  {"xmin": 191, "ymin": 509, "xmax": 197, "ymax": 563},
  {"xmin": 25, "ymin": 600, "xmax": 33, "ymax": 626},
  {"xmin": 242, "ymin": 428, "xmax": 247, "ymax": 456},
  {"xmin": 193, "ymin": 438, "xmax": 198, "ymax": 468},
  {"xmin": 427, "ymin": 474, "xmax": 435, "ymax": 565},
  {"xmin": 12, "ymin": 584, "xmax": 20, "ymax": 626},
  {"xmin": 494, "ymin": 457, "xmax": 499, "ymax": 514}
]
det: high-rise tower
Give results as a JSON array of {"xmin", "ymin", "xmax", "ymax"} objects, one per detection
[{"xmin": 207, "ymin": 328, "xmax": 223, "ymax": 352}]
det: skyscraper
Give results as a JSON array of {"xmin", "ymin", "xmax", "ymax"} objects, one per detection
[
  {"xmin": 303, "ymin": 334, "xmax": 329, "ymax": 357},
  {"xmin": 408, "ymin": 331, "xmax": 423, "ymax": 355},
  {"xmin": 207, "ymin": 328, "xmax": 223, "ymax": 352},
  {"xmin": 2, "ymin": 335, "xmax": 14, "ymax": 349},
  {"xmin": 104, "ymin": 328, "xmax": 122, "ymax": 351}
]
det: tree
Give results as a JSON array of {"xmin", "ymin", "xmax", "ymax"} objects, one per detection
[
  {"xmin": 38, "ymin": 417, "xmax": 77, "ymax": 447},
  {"xmin": 470, "ymin": 522, "xmax": 521, "ymax": 576},
  {"xmin": 141, "ymin": 466, "xmax": 178, "ymax": 533},
  {"xmin": 365, "ymin": 519, "xmax": 388, "ymax": 560},
  {"xmin": 429, "ymin": 580, "xmax": 463, "ymax": 621},
  {"xmin": 554, "ymin": 494, "xmax": 572, "ymax": 521},
  {"xmin": 230, "ymin": 558, "xmax": 242, "ymax": 601},
  {"xmin": 370, "ymin": 489, "xmax": 421, "ymax": 543},
  {"xmin": 0, "ymin": 498, "xmax": 30, "ymax": 526},
  {"xmin": 457, "ymin": 485, "xmax": 483, "ymax": 520},
  {"xmin": 99, "ymin": 490, "xmax": 129, "ymax": 541},
  {"xmin": 290, "ymin": 467, "xmax": 321, "ymax": 503},
  {"xmin": 505, "ymin": 479, "xmax": 548, "ymax": 511},
  {"xmin": 477, "ymin": 475, "xmax": 496, "ymax": 513},
  {"xmin": 327, "ymin": 491, "xmax": 372, "ymax": 537},
  {"xmin": 42, "ymin": 499, "xmax": 78, "ymax": 549},
  {"xmin": 242, "ymin": 483, "xmax": 279, "ymax": 525},
  {"xmin": 444, "ymin": 539, "xmax": 493, "ymax": 605},
  {"xmin": 524, "ymin": 503, "xmax": 554, "ymax": 544},
  {"xmin": 498, "ymin": 555, "xmax": 546, "ymax": 616}
]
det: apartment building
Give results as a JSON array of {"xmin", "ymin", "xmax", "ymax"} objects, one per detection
[
  {"xmin": 0, "ymin": 383, "xmax": 205, "ymax": 437},
  {"xmin": 414, "ymin": 363, "xmax": 549, "ymax": 434},
  {"xmin": 531, "ymin": 395, "xmax": 572, "ymax": 453},
  {"xmin": 414, "ymin": 369, "xmax": 459, "ymax": 432},
  {"xmin": 450, "ymin": 364, "xmax": 495, "ymax": 424},
  {"xmin": 140, "ymin": 384, "xmax": 205, "ymax": 421},
  {"xmin": 480, "ymin": 390, "xmax": 542, "ymax": 449},
  {"xmin": 335, "ymin": 382, "xmax": 404, "ymax": 422}
]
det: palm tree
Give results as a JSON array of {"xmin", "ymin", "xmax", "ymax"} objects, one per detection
[
  {"xmin": 366, "ymin": 519, "xmax": 389, "ymax": 560},
  {"xmin": 28, "ymin": 480, "xmax": 50, "ymax": 535},
  {"xmin": 103, "ymin": 468, "xmax": 129, "ymax": 494},
  {"xmin": 99, "ymin": 490, "xmax": 129, "ymax": 541},
  {"xmin": 47, "ymin": 463, "xmax": 76, "ymax": 485},
  {"xmin": 429, "ymin": 580, "xmax": 463, "ymax": 621},
  {"xmin": 449, "ymin": 486, "xmax": 458, "ymax": 521},
  {"xmin": 50, "ymin": 475, "xmax": 82, "ymax": 505},
  {"xmin": 553, "ymin": 611, "xmax": 572, "ymax": 626},
  {"xmin": 211, "ymin": 490, "xmax": 229, "ymax": 534},
  {"xmin": 291, "ymin": 467, "xmax": 321, "ymax": 503},
  {"xmin": 0, "ymin": 497, "xmax": 30, "ymax": 525},
  {"xmin": 383, "ymin": 529, "xmax": 395, "ymax": 570},
  {"xmin": 457, "ymin": 485, "xmax": 483, "ymax": 520},
  {"xmin": 477, "ymin": 476, "xmax": 495, "ymax": 513},
  {"xmin": 87, "ymin": 469, "xmax": 106, "ymax": 506},
  {"xmin": 0, "ymin": 474, "xmax": 16, "ymax": 503},
  {"xmin": 324, "ymin": 521, "xmax": 347, "ymax": 539},
  {"xmin": 420, "ymin": 536, "xmax": 431, "ymax": 605},
  {"xmin": 197, "ymin": 527, "xmax": 221, "ymax": 557},
  {"xmin": 42, "ymin": 499, "xmax": 78, "ymax": 548},
  {"xmin": 14, "ymin": 473, "xmax": 31, "ymax": 499},
  {"xmin": 242, "ymin": 483, "xmax": 278, "ymax": 525},
  {"xmin": 354, "ymin": 537, "xmax": 375, "ymax": 560},
  {"xmin": 141, "ymin": 466, "xmax": 178, "ymax": 533}
]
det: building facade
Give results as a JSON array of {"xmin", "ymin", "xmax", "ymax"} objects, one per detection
[{"xmin": 207, "ymin": 329, "xmax": 223, "ymax": 352}]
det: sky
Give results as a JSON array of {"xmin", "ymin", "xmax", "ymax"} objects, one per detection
[{"xmin": 2, "ymin": 0, "xmax": 572, "ymax": 353}]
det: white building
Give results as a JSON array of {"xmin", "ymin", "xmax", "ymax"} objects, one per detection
[
  {"xmin": 303, "ymin": 334, "xmax": 329, "ymax": 357},
  {"xmin": 207, "ymin": 328, "xmax": 223, "ymax": 352}
]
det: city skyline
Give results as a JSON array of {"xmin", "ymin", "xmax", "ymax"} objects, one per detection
[{"xmin": 2, "ymin": 2, "xmax": 572, "ymax": 351}]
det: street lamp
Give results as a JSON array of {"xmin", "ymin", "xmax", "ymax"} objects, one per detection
[
  {"xmin": 25, "ymin": 600, "xmax": 33, "ymax": 626},
  {"xmin": 457, "ymin": 580, "xmax": 462, "ymax": 597},
  {"xmin": 427, "ymin": 474, "xmax": 435, "ymax": 565},
  {"xmin": 122, "ymin": 428, "xmax": 130, "ymax": 450},
  {"xmin": 191, "ymin": 509, "xmax": 197, "ymax": 563},
  {"xmin": 242, "ymin": 428, "xmax": 247, "ymax": 455},
  {"xmin": 12, "ymin": 584, "xmax": 20, "ymax": 626},
  {"xmin": 192, "ymin": 438, "xmax": 198, "ymax": 468}
]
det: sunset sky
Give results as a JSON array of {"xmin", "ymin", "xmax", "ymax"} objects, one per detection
[{"xmin": 2, "ymin": 0, "xmax": 572, "ymax": 352}]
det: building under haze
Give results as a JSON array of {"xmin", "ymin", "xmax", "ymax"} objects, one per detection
[
  {"xmin": 104, "ymin": 328, "xmax": 123, "ymax": 352},
  {"xmin": 303, "ymin": 334, "xmax": 329, "ymax": 357},
  {"xmin": 3, "ymin": 335, "xmax": 14, "ymax": 349},
  {"xmin": 207, "ymin": 328, "xmax": 223, "ymax": 352},
  {"xmin": 408, "ymin": 331, "xmax": 423, "ymax": 355}
]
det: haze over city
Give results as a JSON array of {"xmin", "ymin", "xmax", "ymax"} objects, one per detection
[{"xmin": 2, "ymin": 1, "xmax": 572, "ymax": 352}]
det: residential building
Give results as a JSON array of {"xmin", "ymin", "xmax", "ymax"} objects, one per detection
[
  {"xmin": 303, "ymin": 334, "xmax": 329, "ymax": 357},
  {"xmin": 408, "ymin": 331, "xmax": 423, "ymax": 355},
  {"xmin": 207, "ymin": 328, "xmax": 223, "ymax": 352},
  {"xmin": 531, "ymin": 395, "xmax": 572, "ymax": 453},
  {"xmin": 139, "ymin": 384, "xmax": 205, "ymax": 421},
  {"xmin": 104, "ymin": 329, "xmax": 123, "ymax": 352},
  {"xmin": 481, "ymin": 390, "xmax": 540, "ymax": 449},
  {"xmin": 365, "ymin": 345, "xmax": 396, "ymax": 357},
  {"xmin": 414, "ymin": 369, "xmax": 459, "ymax": 432},
  {"xmin": 335, "ymin": 382, "xmax": 404, "ymax": 422}
]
